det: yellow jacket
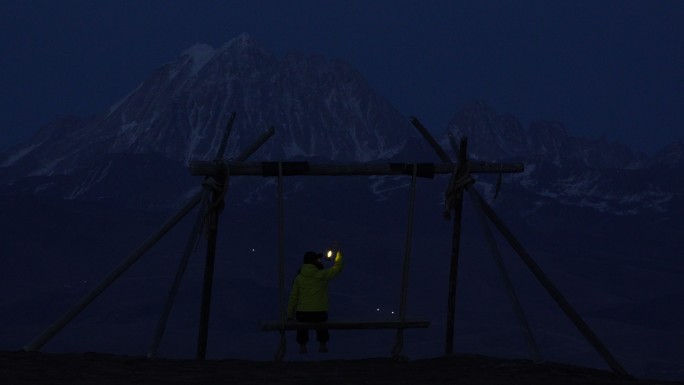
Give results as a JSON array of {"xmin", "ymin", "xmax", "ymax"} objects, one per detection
[{"xmin": 287, "ymin": 252, "xmax": 344, "ymax": 317}]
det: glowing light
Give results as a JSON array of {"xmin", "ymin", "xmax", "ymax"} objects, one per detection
[
  {"xmin": 376, "ymin": 308, "xmax": 380, "ymax": 312},
  {"xmin": 326, "ymin": 241, "xmax": 339, "ymax": 261},
  {"xmin": 251, "ymin": 248, "xmax": 255, "ymax": 252}
]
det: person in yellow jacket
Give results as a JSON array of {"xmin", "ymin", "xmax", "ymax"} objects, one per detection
[{"xmin": 287, "ymin": 248, "xmax": 344, "ymax": 353}]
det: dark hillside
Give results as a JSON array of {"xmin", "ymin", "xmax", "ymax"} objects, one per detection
[{"xmin": 1, "ymin": 351, "xmax": 679, "ymax": 385}]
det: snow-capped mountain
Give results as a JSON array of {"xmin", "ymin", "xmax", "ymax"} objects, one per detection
[
  {"xmin": 444, "ymin": 101, "xmax": 680, "ymax": 216},
  {"xmin": 0, "ymin": 34, "xmax": 428, "ymax": 207},
  {"xmin": 445, "ymin": 100, "xmax": 648, "ymax": 169},
  {"xmin": 647, "ymin": 140, "xmax": 684, "ymax": 169},
  {"xmin": 2, "ymin": 35, "xmax": 679, "ymax": 215},
  {"xmin": 1, "ymin": 36, "xmax": 683, "ymax": 380}
]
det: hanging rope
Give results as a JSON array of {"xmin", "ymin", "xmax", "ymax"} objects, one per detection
[
  {"xmin": 276, "ymin": 162, "xmax": 287, "ymax": 361},
  {"xmin": 392, "ymin": 163, "xmax": 418, "ymax": 360},
  {"xmin": 201, "ymin": 162, "xmax": 230, "ymax": 239},
  {"xmin": 201, "ymin": 161, "xmax": 230, "ymax": 211}
]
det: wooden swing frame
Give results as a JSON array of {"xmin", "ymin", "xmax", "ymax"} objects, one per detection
[
  {"xmin": 258, "ymin": 160, "xmax": 430, "ymax": 361},
  {"xmin": 23, "ymin": 113, "xmax": 628, "ymax": 377}
]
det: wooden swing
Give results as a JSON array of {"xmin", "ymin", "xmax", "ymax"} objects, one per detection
[
  {"xmin": 21, "ymin": 115, "xmax": 521, "ymax": 361},
  {"xmin": 35, "ymin": 114, "xmax": 610, "ymax": 368},
  {"xmin": 185, "ymin": 157, "xmax": 522, "ymax": 361},
  {"xmin": 24, "ymin": 111, "xmax": 629, "ymax": 375},
  {"xmin": 257, "ymin": 161, "xmax": 432, "ymax": 360}
]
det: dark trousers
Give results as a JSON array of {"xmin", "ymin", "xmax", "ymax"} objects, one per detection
[{"xmin": 295, "ymin": 311, "xmax": 329, "ymax": 344}]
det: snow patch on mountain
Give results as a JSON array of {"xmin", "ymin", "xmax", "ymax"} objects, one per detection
[
  {"xmin": 242, "ymin": 178, "xmax": 277, "ymax": 204},
  {"xmin": 648, "ymin": 140, "xmax": 684, "ymax": 168},
  {"xmin": 28, "ymin": 155, "xmax": 68, "ymax": 177},
  {"xmin": 283, "ymin": 140, "xmax": 306, "ymax": 159},
  {"xmin": 67, "ymin": 161, "xmax": 112, "ymax": 199},
  {"xmin": 369, "ymin": 175, "xmax": 409, "ymax": 201},
  {"xmin": 556, "ymin": 171, "xmax": 602, "ymax": 196},
  {"xmin": 120, "ymin": 121, "xmax": 138, "ymax": 132},
  {"xmin": 643, "ymin": 191, "xmax": 674, "ymax": 212},
  {"xmin": 108, "ymin": 83, "xmax": 143, "ymax": 116},
  {"xmin": 444, "ymin": 101, "xmax": 678, "ymax": 216},
  {"xmin": 0, "ymin": 142, "xmax": 42, "ymax": 167},
  {"xmin": 180, "ymin": 43, "xmax": 216, "ymax": 77},
  {"xmin": 1, "ymin": 39, "xmax": 678, "ymax": 220}
]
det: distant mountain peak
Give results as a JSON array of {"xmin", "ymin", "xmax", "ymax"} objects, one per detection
[
  {"xmin": 648, "ymin": 140, "xmax": 684, "ymax": 168},
  {"xmin": 0, "ymin": 34, "xmax": 421, "ymax": 203},
  {"xmin": 179, "ymin": 44, "xmax": 216, "ymax": 76},
  {"xmin": 216, "ymin": 33, "xmax": 272, "ymax": 61},
  {"xmin": 445, "ymin": 100, "xmax": 527, "ymax": 161},
  {"xmin": 444, "ymin": 101, "xmax": 647, "ymax": 169},
  {"xmin": 223, "ymin": 33, "xmax": 260, "ymax": 48}
]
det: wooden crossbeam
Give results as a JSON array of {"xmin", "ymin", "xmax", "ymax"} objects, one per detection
[
  {"xmin": 190, "ymin": 161, "xmax": 523, "ymax": 177},
  {"xmin": 260, "ymin": 320, "xmax": 430, "ymax": 331}
]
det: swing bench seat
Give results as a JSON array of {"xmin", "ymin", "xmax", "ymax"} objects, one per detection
[{"xmin": 260, "ymin": 319, "xmax": 430, "ymax": 331}]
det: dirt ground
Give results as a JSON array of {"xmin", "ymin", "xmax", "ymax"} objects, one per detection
[{"xmin": 1, "ymin": 350, "xmax": 681, "ymax": 385}]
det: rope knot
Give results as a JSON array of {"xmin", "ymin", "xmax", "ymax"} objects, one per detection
[{"xmin": 443, "ymin": 163, "xmax": 473, "ymax": 220}]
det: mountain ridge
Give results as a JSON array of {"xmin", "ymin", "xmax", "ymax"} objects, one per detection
[{"xmin": 0, "ymin": 36, "xmax": 682, "ymax": 381}]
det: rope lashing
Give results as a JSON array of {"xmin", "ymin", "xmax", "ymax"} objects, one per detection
[
  {"xmin": 443, "ymin": 163, "xmax": 473, "ymax": 220},
  {"xmin": 200, "ymin": 161, "xmax": 230, "ymax": 210},
  {"xmin": 200, "ymin": 161, "xmax": 230, "ymax": 238}
]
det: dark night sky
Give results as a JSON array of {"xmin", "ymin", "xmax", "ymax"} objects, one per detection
[{"xmin": 1, "ymin": 0, "xmax": 682, "ymax": 154}]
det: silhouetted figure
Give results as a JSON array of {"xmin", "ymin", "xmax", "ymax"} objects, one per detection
[{"xmin": 287, "ymin": 249, "xmax": 344, "ymax": 353}]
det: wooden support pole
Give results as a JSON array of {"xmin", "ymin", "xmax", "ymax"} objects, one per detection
[
  {"xmin": 471, "ymin": 188, "xmax": 629, "ymax": 376},
  {"xmin": 467, "ymin": 186, "xmax": 542, "ymax": 363},
  {"xmin": 410, "ymin": 117, "xmax": 453, "ymax": 163},
  {"xmin": 444, "ymin": 138, "xmax": 468, "ymax": 355},
  {"xmin": 196, "ymin": 196, "xmax": 221, "ymax": 359},
  {"xmin": 148, "ymin": 190, "xmax": 210, "ymax": 358},
  {"xmin": 196, "ymin": 165, "xmax": 229, "ymax": 360},
  {"xmin": 444, "ymin": 195, "xmax": 464, "ymax": 356},
  {"xmin": 215, "ymin": 112, "xmax": 236, "ymax": 160},
  {"xmin": 195, "ymin": 124, "xmax": 273, "ymax": 360},
  {"xmin": 234, "ymin": 126, "xmax": 275, "ymax": 163},
  {"xmin": 24, "ymin": 190, "xmax": 204, "ymax": 352},
  {"xmin": 262, "ymin": 320, "xmax": 430, "ymax": 331},
  {"xmin": 189, "ymin": 161, "xmax": 523, "ymax": 177},
  {"xmin": 408, "ymin": 117, "xmax": 469, "ymax": 357},
  {"xmin": 392, "ymin": 164, "xmax": 418, "ymax": 359},
  {"xmin": 26, "ymin": 117, "xmax": 272, "ymax": 356}
]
